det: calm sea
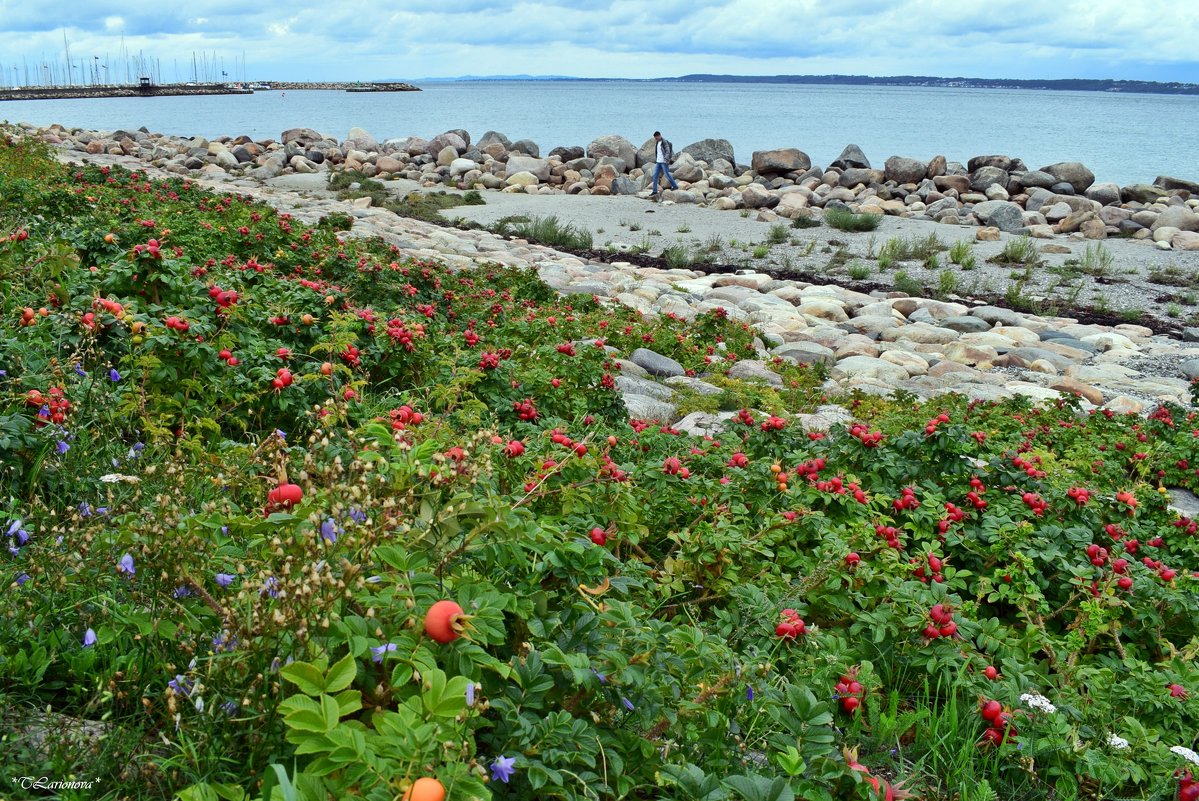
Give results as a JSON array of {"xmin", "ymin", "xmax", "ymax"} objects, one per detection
[{"xmin": 2, "ymin": 81, "xmax": 1196, "ymax": 187}]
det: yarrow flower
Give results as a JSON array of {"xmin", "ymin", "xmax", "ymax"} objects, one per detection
[
  {"xmin": 490, "ymin": 755, "xmax": 516, "ymax": 784},
  {"xmin": 1172, "ymin": 745, "xmax": 1199, "ymax": 766},
  {"xmin": 1106, "ymin": 733, "xmax": 1130, "ymax": 750},
  {"xmin": 1019, "ymin": 692, "xmax": 1057, "ymax": 714}
]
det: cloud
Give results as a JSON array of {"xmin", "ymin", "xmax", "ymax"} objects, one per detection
[{"xmin": 0, "ymin": 0, "xmax": 1194, "ymax": 82}]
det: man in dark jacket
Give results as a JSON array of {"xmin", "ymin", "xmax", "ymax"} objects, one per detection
[{"xmin": 650, "ymin": 131, "xmax": 678, "ymax": 201}]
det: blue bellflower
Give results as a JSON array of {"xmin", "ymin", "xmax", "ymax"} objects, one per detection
[{"xmin": 490, "ymin": 755, "xmax": 516, "ymax": 784}]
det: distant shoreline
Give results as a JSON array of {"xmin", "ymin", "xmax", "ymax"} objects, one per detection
[{"xmin": 413, "ymin": 73, "xmax": 1199, "ymax": 96}]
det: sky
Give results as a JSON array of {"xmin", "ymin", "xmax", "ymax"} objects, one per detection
[{"xmin": 1, "ymin": 0, "xmax": 1197, "ymax": 85}]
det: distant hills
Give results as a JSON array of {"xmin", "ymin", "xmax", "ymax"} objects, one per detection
[
  {"xmin": 666, "ymin": 74, "xmax": 1199, "ymax": 95},
  {"xmin": 401, "ymin": 73, "xmax": 1199, "ymax": 95}
]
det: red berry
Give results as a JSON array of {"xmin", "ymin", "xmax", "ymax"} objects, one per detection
[
  {"xmin": 981, "ymin": 700, "xmax": 1002, "ymax": 721},
  {"xmin": 983, "ymin": 666, "xmax": 998, "ymax": 680},
  {"xmin": 842, "ymin": 696, "xmax": 861, "ymax": 713},
  {"xmin": 589, "ymin": 527, "xmax": 607, "ymax": 546}
]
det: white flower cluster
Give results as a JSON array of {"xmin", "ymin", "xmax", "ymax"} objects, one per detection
[
  {"xmin": 1172, "ymin": 745, "xmax": 1199, "ymax": 766},
  {"xmin": 1019, "ymin": 692, "xmax": 1057, "ymax": 714},
  {"xmin": 1106, "ymin": 733, "xmax": 1130, "ymax": 750}
]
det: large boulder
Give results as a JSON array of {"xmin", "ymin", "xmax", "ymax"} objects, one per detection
[
  {"xmin": 510, "ymin": 138, "xmax": 540, "ymax": 157},
  {"xmin": 1016, "ymin": 169, "xmax": 1057, "ymax": 189},
  {"xmin": 840, "ymin": 168, "xmax": 884, "ymax": 188},
  {"xmin": 831, "ymin": 144, "xmax": 871, "ymax": 170},
  {"xmin": 505, "ymin": 154, "xmax": 551, "ymax": 181},
  {"xmin": 681, "ymin": 138, "xmax": 735, "ymax": 166},
  {"xmin": 1084, "ymin": 182, "xmax": 1121, "ymax": 207},
  {"xmin": 740, "ymin": 183, "xmax": 779, "ymax": 209},
  {"xmin": 970, "ymin": 166, "xmax": 1009, "ymax": 192},
  {"xmin": 1155, "ymin": 175, "xmax": 1199, "ymax": 194},
  {"xmin": 477, "ymin": 130, "xmax": 512, "ymax": 149},
  {"xmin": 751, "ymin": 148, "xmax": 811, "ymax": 174},
  {"xmin": 1121, "ymin": 183, "xmax": 1169, "ymax": 203},
  {"xmin": 884, "ymin": 156, "xmax": 928, "ymax": 185},
  {"xmin": 670, "ymin": 152, "xmax": 704, "ymax": 183},
  {"xmin": 1040, "ymin": 161, "xmax": 1095, "ymax": 193},
  {"xmin": 968, "ymin": 155, "xmax": 1014, "ymax": 172},
  {"xmin": 549, "ymin": 145, "xmax": 584, "ymax": 161},
  {"xmin": 344, "ymin": 127, "xmax": 379, "ymax": 152},
  {"xmin": 972, "ymin": 200, "xmax": 1026, "ymax": 232},
  {"xmin": 588, "ymin": 135, "xmax": 637, "ymax": 170},
  {"xmin": 281, "ymin": 127, "xmax": 325, "ymax": 146},
  {"xmin": 1151, "ymin": 206, "xmax": 1199, "ymax": 232},
  {"xmin": 426, "ymin": 131, "xmax": 467, "ymax": 158},
  {"xmin": 385, "ymin": 136, "xmax": 429, "ymax": 157}
]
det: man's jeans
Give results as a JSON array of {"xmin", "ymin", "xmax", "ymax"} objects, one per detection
[{"xmin": 652, "ymin": 162, "xmax": 678, "ymax": 194}]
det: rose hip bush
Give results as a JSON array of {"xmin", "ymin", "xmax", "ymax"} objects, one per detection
[{"xmin": 2, "ymin": 129, "xmax": 1198, "ymax": 800}]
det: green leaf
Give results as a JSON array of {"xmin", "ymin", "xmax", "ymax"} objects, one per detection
[
  {"xmin": 320, "ymin": 693, "xmax": 341, "ymax": 731},
  {"xmin": 420, "ymin": 668, "xmax": 470, "ymax": 718},
  {"xmin": 332, "ymin": 689, "xmax": 362, "ymax": 717},
  {"xmin": 324, "ymin": 652, "xmax": 357, "ymax": 694},
  {"xmin": 280, "ymin": 662, "xmax": 326, "ymax": 696}
]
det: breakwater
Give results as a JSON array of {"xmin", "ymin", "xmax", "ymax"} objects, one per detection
[
  {"xmin": 0, "ymin": 81, "xmax": 418, "ymax": 102},
  {"xmin": 0, "ymin": 83, "xmax": 253, "ymax": 102}
]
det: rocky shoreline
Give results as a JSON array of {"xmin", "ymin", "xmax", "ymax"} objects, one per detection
[
  {"xmin": 24, "ymin": 122, "xmax": 1197, "ymax": 424},
  {"xmin": 26, "ymin": 122, "xmax": 1199, "ymax": 252}
]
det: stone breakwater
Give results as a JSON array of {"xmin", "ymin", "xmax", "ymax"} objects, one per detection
[
  {"xmin": 43, "ymin": 141, "xmax": 1199, "ymax": 428},
  {"xmin": 26, "ymin": 123, "xmax": 1199, "ymax": 251}
]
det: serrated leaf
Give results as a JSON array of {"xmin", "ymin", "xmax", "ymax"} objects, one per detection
[
  {"xmin": 279, "ymin": 661, "xmax": 325, "ymax": 695},
  {"xmin": 324, "ymin": 652, "xmax": 356, "ymax": 694}
]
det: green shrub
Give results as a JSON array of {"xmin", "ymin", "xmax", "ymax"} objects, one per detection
[
  {"xmin": 3, "ymin": 127, "xmax": 1197, "ymax": 801},
  {"xmin": 990, "ymin": 236, "xmax": 1042, "ymax": 267},
  {"xmin": 494, "ymin": 214, "xmax": 594, "ymax": 250},
  {"xmin": 824, "ymin": 207, "xmax": 883, "ymax": 232}
]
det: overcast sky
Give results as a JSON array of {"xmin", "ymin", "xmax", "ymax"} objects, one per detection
[{"xmin": 1, "ymin": 0, "xmax": 1197, "ymax": 85}]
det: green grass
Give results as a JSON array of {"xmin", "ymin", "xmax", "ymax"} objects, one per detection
[
  {"xmin": 766, "ymin": 223, "xmax": 790, "ymax": 245},
  {"xmin": 949, "ymin": 240, "xmax": 977, "ymax": 270},
  {"xmin": 825, "ymin": 207, "xmax": 883, "ymax": 232},
  {"xmin": 847, "ymin": 261, "xmax": 872, "ymax": 280},
  {"xmin": 663, "ymin": 244, "xmax": 696, "ymax": 269},
  {"xmin": 892, "ymin": 269, "xmax": 925, "ymax": 295},
  {"xmin": 493, "ymin": 214, "xmax": 593, "ymax": 250},
  {"xmin": 989, "ymin": 236, "xmax": 1042, "ymax": 267},
  {"xmin": 329, "ymin": 172, "xmax": 485, "ymax": 224},
  {"xmin": 791, "ymin": 214, "xmax": 821, "ymax": 229}
]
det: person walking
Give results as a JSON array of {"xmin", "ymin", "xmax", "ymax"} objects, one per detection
[{"xmin": 650, "ymin": 131, "xmax": 678, "ymax": 201}]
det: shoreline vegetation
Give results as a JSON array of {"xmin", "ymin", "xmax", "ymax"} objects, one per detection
[{"xmin": 2, "ymin": 122, "xmax": 1199, "ymax": 800}]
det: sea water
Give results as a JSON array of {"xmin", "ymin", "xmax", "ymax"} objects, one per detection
[{"xmin": 2, "ymin": 80, "xmax": 1196, "ymax": 187}]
